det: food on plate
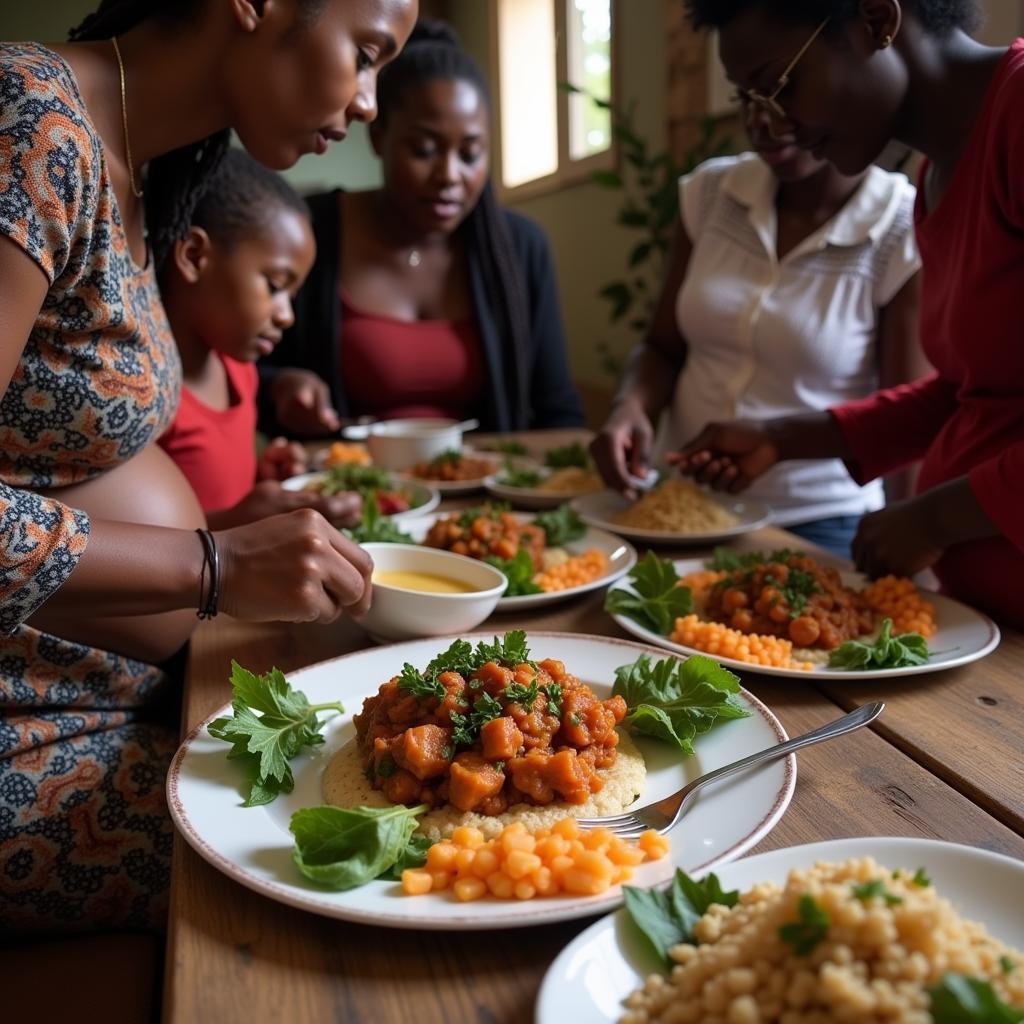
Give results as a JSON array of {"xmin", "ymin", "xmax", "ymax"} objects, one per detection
[
  {"xmin": 322, "ymin": 632, "xmax": 747, "ymax": 842},
  {"xmin": 306, "ymin": 463, "xmax": 423, "ymax": 516},
  {"xmin": 400, "ymin": 816, "xmax": 670, "ymax": 901},
  {"xmin": 410, "ymin": 449, "xmax": 498, "ymax": 482},
  {"xmin": 373, "ymin": 570, "xmax": 479, "ymax": 595},
  {"xmin": 613, "ymin": 479, "xmax": 739, "ymax": 534},
  {"xmin": 322, "ymin": 440, "xmax": 372, "ymax": 467},
  {"xmin": 344, "ymin": 502, "xmax": 415, "ymax": 544},
  {"xmin": 423, "ymin": 503, "xmax": 609, "ymax": 596},
  {"xmin": 607, "ymin": 550, "xmax": 939, "ymax": 671},
  {"xmin": 538, "ymin": 465, "xmax": 604, "ymax": 494},
  {"xmin": 208, "ymin": 662, "xmax": 345, "ymax": 806},
  {"xmin": 620, "ymin": 857, "xmax": 1024, "ymax": 1024}
]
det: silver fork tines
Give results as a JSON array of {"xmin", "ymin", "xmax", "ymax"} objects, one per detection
[{"xmin": 576, "ymin": 702, "xmax": 884, "ymax": 837}]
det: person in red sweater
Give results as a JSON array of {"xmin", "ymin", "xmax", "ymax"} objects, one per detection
[
  {"xmin": 674, "ymin": 0, "xmax": 1023, "ymax": 628},
  {"xmin": 158, "ymin": 149, "xmax": 360, "ymax": 529}
]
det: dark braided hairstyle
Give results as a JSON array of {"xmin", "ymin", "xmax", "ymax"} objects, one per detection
[
  {"xmin": 69, "ymin": 0, "xmax": 324, "ymax": 269},
  {"xmin": 376, "ymin": 19, "xmax": 533, "ymax": 429},
  {"xmin": 186, "ymin": 147, "xmax": 310, "ymax": 250},
  {"xmin": 685, "ymin": 0, "xmax": 981, "ymax": 34}
]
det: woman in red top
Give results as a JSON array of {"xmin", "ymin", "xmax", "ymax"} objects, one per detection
[{"xmin": 674, "ymin": 0, "xmax": 1024, "ymax": 628}]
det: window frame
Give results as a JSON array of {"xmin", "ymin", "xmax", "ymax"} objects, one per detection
[{"xmin": 489, "ymin": 0, "xmax": 620, "ymax": 203}]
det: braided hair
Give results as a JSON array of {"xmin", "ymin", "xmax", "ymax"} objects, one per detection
[
  {"xmin": 376, "ymin": 19, "xmax": 533, "ymax": 429},
  {"xmin": 69, "ymin": 0, "xmax": 324, "ymax": 269},
  {"xmin": 685, "ymin": 0, "xmax": 981, "ymax": 34}
]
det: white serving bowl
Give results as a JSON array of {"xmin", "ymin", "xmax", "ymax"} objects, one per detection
[
  {"xmin": 359, "ymin": 543, "xmax": 507, "ymax": 643},
  {"xmin": 340, "ymin": 418, "xmax": 477, "ymax": 470}
]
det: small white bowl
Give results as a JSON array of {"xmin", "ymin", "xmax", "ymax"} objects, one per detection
[
  {"xmin": 359, "ymin": 543, "xmax": 507, "ymax": 643},
  {"xmin": 341, "ymin": 418, "xmax": 477, "ymax": 470}
]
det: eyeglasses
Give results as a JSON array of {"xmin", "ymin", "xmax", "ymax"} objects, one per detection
[{"xmin": 735, "ymin": 17, "xmax": 830, "ymax": 121}]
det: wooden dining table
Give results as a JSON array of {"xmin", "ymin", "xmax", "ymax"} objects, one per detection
[{"xmin": 162, "ymin": 431, "xmax": 1024, "ymax": 1024}]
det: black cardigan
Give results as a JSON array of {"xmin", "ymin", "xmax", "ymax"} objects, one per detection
[{"xmin": 258, "ymin": 190, "xmax": 585, "ymax": 436}]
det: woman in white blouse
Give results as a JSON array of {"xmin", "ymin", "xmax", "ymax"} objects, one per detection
[{"xmin": 592, "ymin": 100, "xmax": 925, "ymax": 555}]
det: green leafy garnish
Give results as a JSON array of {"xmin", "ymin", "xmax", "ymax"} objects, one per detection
[
  {"xmin": 381, "ymin": 834, "xmax": 433, "ymax": 880},
  {"xmin": 344, "ymin": 501, "xmax": 415, "ymax": 544},
  {"xmin": 473, "ymin": 629, "xmax": 533, "ymax": 667},
  {"xmin": 320, "ymin": 463, "xmax": 393, "ymax": 497},
  {"xmin": 533, "ymin": 504, "xmax": 586, "ymax": 547},
  {"xmin": 208, "ymin": 662, "xmax": 344, "ymax": 807},
  {"xmin": 449, "ymin": 711, "xmax": 475, "ymax": 747},
  {"xmin": 778, "ymin": 893, "xmax": 831, "ymax": 955},
  {"xmin": 764, "ymin": 567, "xmax": 819, "ymax": 617},
  {"xmin": 544, "ymin": 442, "xmax": 590, "ymax": 469},
  {"xmin": 604, "ymin": 551, "xmax": 693, "ymax": 635},
  {"xmin": 851, "ymin": 879, "xmax": 903, "ymax": 905},
  {"xmin": 1001, "ymin": 957, "xmax": 1017, "ymax": 975},
  {"xmin": 397, "ymin": 662, "xmax": 446, "ymax": 701},
  {"xmin": 623, "ymin": 868, "xmax": 739, "ymax": 965},
  {"xmin": 929, "ymin": 974, "xmax": 1024, "ymax": 1023},
  {"xmin": 611, "ymin": 653, "xmax": 749, "ymax": 754},
  {"xmin": 912, "ymin": 866, "xmax": 932, "ymax": 887},
  {"xmin": 705, "ymin": 547, "xmax": 799, "ymax": 572},
  {"xmin": 485, "ymin": 548, "xmax": 543, "ymax": 596},
  {"xmin": 541, "ymin": 682, "xmax": 563, "ymax": 718},
  {"xmin": 489, "ymin": 440, "xmax": 528, "ymax": 456},
  {"xmin": 290, "ymin": 804, "xmax": 428, "ymax": 890},
  {"xmin": 828, "ymin": 619, "xmax": 931, "ymax": 670},
  {"xmin": 497, "ymin": 460, "xmax": 543, "ymax": 489},
  {"xmin": 431, "ymin": 449, "xmax": 463, "ymax": 466},
  {"xmin": 504, "ymin": 678, "xmax": 540, "ymax": 711},
  {"xmin": 458, "ymin": 501, "xmax": 509, "ymax": 529}
]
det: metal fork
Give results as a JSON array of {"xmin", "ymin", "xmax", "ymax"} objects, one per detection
[{"xmin": 577, "ymin": 702, "xmax": 885, "ymax": 838}]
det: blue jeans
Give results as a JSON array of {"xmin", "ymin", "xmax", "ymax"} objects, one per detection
[{"xmin": 785, "ymin": 515, "xmax": 863, "ymax": 559}]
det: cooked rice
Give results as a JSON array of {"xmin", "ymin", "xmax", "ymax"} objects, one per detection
[
  {"xmin": 322, "ymin": 729, "xmax": 646, "ymax": 843},
  {"xmin": 615, "ymin": 480, "xmax": 738, "ymax": 534}
]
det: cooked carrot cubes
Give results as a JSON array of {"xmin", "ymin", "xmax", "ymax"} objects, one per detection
[{"xmin": 400, "ymin": 817, "xmax": 670, "ymax": 901}]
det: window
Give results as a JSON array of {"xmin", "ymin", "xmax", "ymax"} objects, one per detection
[{"xmin": 492, "ymin": 0, "xmax": 616, "ymax": 197}]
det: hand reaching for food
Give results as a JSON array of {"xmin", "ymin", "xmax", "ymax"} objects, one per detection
[
  {"xmin": 669, "ymin": 420, "xmax": 781, "ymax": 492},
  {"xmin": 590, "ymin": 400, "xmax": 655, "ymax": 497},
  {"xmin": 271, "ymin": 367, "xmax": 341, "ymax": 436},
  {"xmin": 258, "ymin": 436, "xmax": 308, "ymax": 481},
  {"xmin": 215, "ymin": 509, "xmax": 373, "ymax": 621},
  {"xmin": 207, "ymin": 480, "xmax": 362, "ymax": 531},
  {"xmin": 852, "ymin": 499, "xmax": 945, "ymax": 579}
]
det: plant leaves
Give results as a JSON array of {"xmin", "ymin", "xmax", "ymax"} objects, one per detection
[
  {"xmin": 928, "ymin": 974, "xmax": 1024, "ymax": 1023},
  {"xmin": 533, "ymin": 504, "xmax": 586, "ymax": 547},
  {"xmin": 380, "ymin": 834, "xmax": 433, "ymax": 880},
  {"xmin": 604, "ymin": 551, "xmax": 693, "ymax": 635},
  {"xmin": 484, "ymin": 548, "xmax": 542, "ymax": 596},
  {"xmin": 290, "ymin": 804, "xmax": 428, "ymax": 890},
  {"xmin": 828, "ymin": 619, "xmax": 931, "ymax": 670}
]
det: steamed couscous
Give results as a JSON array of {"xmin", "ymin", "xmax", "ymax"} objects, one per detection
[
  {"xmin": 615, "ymin": 480, "xmax": 739, "ymax": 534},
  {"xmin": 621, "ymin": 857, "xmax": 1024, "ymax": 1024}
]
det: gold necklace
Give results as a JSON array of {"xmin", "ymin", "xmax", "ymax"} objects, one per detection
[{"xmin": 111, "ymin": 36, "xmax": 143, "ymax": 198}]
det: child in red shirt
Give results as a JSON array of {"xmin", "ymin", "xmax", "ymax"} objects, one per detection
[{"xmin": 158, "ymin": 150, "xmax": 359, "ymax": 528}]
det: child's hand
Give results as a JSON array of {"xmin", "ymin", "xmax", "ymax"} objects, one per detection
[
  {"xmin": 258, "ymin": 437, "xmax": 307, "ymax": 482},
  {"xmin": 271, "ymin": 368, "xmax": 341, "ymax": 436},
  {"xmin": 208, "ymin": 481, "xmax": 362, "ymax": 530}
]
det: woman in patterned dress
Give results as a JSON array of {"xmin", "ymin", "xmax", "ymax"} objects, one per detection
[{"xmin": 0, "ymin": 0, "xmax": 417, "ymax": 934}]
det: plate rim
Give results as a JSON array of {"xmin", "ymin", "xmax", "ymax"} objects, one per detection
[
  {"xmin": 535, "ymin": 835, "xmax": 1024, "ymax": 1024},
  {"xmin": 570, "ymin": 490, "xmax": 772, "ymax": 544},
  {"xmin": 167, "ymin": 631, "xmax": 796, "ymax": 930},
  {"xmin": 608, "ymin": 557, "xmax": 1002, "ymax": 680}
]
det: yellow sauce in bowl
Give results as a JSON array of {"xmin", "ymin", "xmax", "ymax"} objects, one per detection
[{"xmin": 373, "ymin": 571, "xmax": 478, "ymax": 594}]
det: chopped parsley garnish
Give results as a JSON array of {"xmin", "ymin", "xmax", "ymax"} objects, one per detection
[
  {"xmin": 544, "ymin": 441, "xmax": 590, "ymax": 469},
  {"xmin": 448, "ymin": 711, "xmax": 475, "ymax": 747},
  {"xmin": 497, "ymin": 461, "xmax": 543, "ymax": 489},
  {"xmin": 569, "ymin": 712, "xmax": 582, "ymax": 727},
  {"xmin": 533, "ymin": 504, "xmax": 586, "ymax": 547},
  {"xmin": 851, "ymin": 879, "xmax": 903, "ymax": 906},
  {"xmin": 912, "ymin": 867, "xmax": 932, "ymax": 887},
  {"xmin": 1001, "ymin": 957, "xmax": 1016, "ymax": 975},
  {"xmin": 541, "ymin": 682, "xmax": 563, "ymax": 718},
  {"xmin": 778, "ymin": 894, "xmax": 830, "ymax": 955},
  {"xmin": 431, "ymin": 449, "xmax": 463, "ymax": 466},
  {"xmin": 396, "ymin": 663, "xmax": 446, "ymax": 701}
]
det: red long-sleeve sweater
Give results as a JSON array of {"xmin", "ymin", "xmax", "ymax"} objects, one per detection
[{"xmin": 832, "ymin": 40, "xmax": 1024, "ymax": 628}]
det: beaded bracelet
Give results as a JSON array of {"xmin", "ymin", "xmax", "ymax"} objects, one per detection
[{"xmin": 195, "ymin": 528, "xmax": 220, "ymax": 620}]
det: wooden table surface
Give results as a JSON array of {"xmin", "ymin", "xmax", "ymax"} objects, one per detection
[{"xmin": 162, "ymin": 433, "xmax": 1024, "ymax": 1023}]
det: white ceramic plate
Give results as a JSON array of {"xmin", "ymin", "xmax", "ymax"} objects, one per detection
[
  {"xmin": 571, "ymin": 490, "xmax": 771, "ymax": 545},
  {"xmin": 483, "ymin": 465, "xmax": 604, "ymax": 511},
  {"xmin": 403, "ymin": 512, "xmax": 639, "ymax": 611},
  {"xmin": 396, "ymin": 448, "xmax": 502, "ymax": 495},
  {"xmin": 168, "ymin": 633, "xmax": 794, "ymax": 930},
  {"xmin": 281, "ymin": 471, "xmax": 440, "ymax": 522},
  {"xmin": 536, "ymin": 836, "xmax": 1024, "ymax": 1024},
  {"xmin": 608, "ymin": 557, "xmax": 1001, "ymax": 680}
]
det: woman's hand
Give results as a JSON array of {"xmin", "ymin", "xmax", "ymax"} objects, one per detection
[
  {"xmin": 669, "ymin": 420, "xmax": 781, "ymax": 492},
  {"xmin": 590, "ymin": 400, "xmax": 655, "ymax": 497},
  {"xmin": 852, "ymin": 498, "xmax": 945, "ymax": 579},
  {"xmin": 208, "ymin": 481, "xmax": 362, "ymax": 531},
  {"xmin": 272, "ymin": 368, "xmax": 341, "ymax": 436},
  {"xmin": 258, "ymin": 436, "xmax": 307, "ymax": 481},
  {"xmin": 216, "ymin": 509, "xmax": 374, "ymax": 622}
]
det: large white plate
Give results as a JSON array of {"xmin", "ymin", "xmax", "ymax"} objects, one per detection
[
  {"xmin": 281, "ymin": 471, "xmax": 440, "ymax": 522},
  {"xmin": 403, "ymin": 512, "xmax": 639, "ymax": 611},
  {"xmin": 571, "ymin": 490, "xmax": 770, "ymax": 545},
  {"xmin": 537, "ymin": 836, "xmax": 1024, "ymax": 1024},
  {"xmin": 608, "ymin": 557, "xmax": 1001, "ymax": 680},
  {"xmin": 168, "ymin": 633, "xmax": 794, "ymax": 930}
]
